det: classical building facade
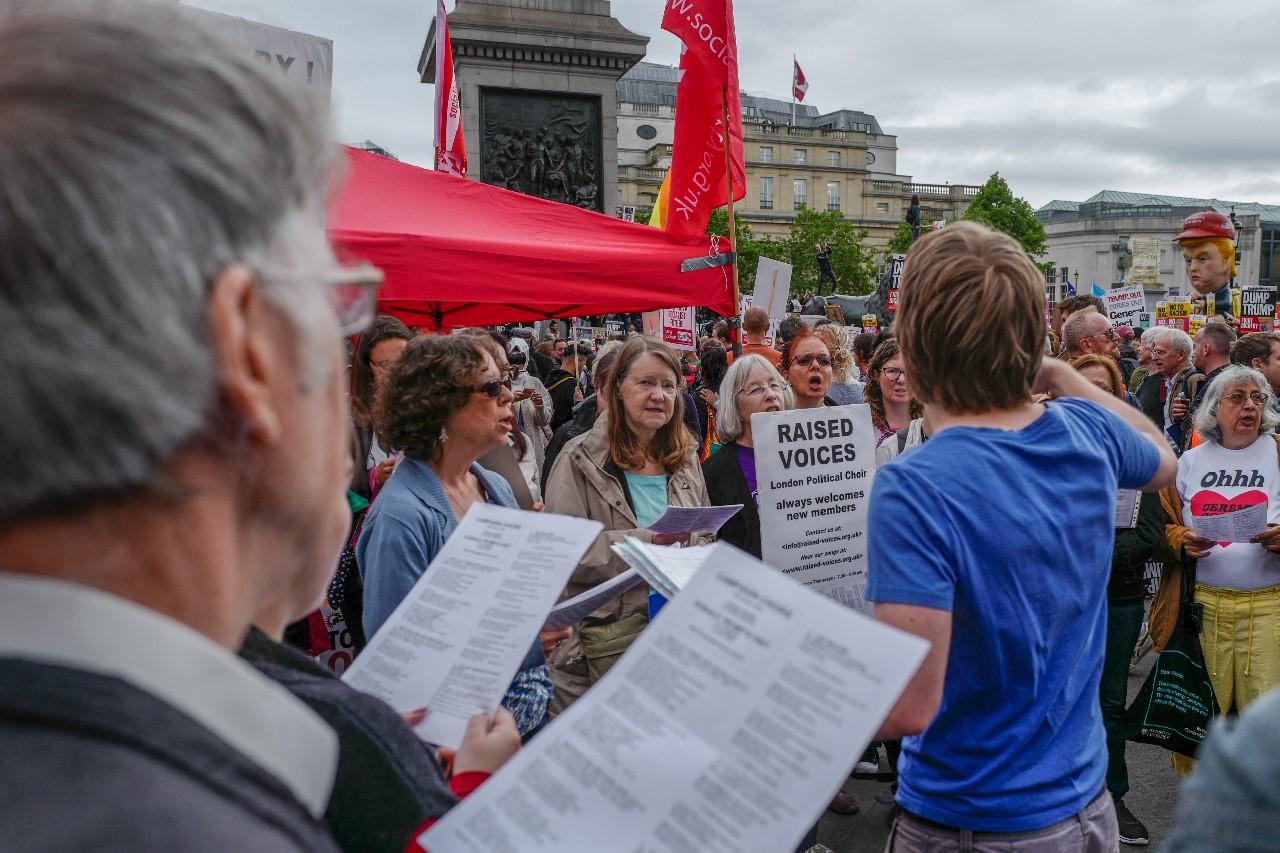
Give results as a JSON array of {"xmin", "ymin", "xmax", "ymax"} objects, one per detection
[
  {"xmin": 616, "ymin": 62, "xmax": 978, "ymax": 247},
  {"xmin": 1037, "ymin": 190, "xmax": 1280, "ymax": 312}
]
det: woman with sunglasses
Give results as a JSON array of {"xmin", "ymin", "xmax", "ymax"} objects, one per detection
[
  {"xmin": 865, "ymin": 337, "xmax": 923, "ymax": 447},
  {"xmin": 357, "ymin": 334, "xmax": 552, "ymax": 738},
  {"xmin": 781, "ymin": 325, "xmax": 837, "ymax": 409}
]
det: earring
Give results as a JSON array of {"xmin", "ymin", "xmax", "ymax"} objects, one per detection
[{"xmin": 438, "ymin": 426, "xmax": 449, "ymax": 443}]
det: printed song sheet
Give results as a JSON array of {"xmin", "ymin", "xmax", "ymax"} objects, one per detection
[
  {"xmin": 1191, "ymin": 502, "xmax": 1269, "ymax": 543},
  {"xmin": 542, "ymin": 568, "xmax": 645, "ymax": 631},
  {"xmin": 343, "ymin": 504, "xmax": 601, "ymax": 748},
  {"xmin": 646, "ymin": 504, "xmax": 743, "ymax": 536},
  {"xmin": 419, "ymin": 543, "xmax": 930, "ymax": 853}
]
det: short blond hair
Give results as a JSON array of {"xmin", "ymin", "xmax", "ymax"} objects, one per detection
[{"xmin": 895, "ymin": 222, "xmax": 1046, "ymax": 413}]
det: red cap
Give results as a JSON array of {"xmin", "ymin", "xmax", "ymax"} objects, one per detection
[{"xmin": 1175, "ymin": 210, "xmax": 1236, "ymax": 242}]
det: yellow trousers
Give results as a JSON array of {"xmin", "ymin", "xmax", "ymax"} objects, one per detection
[{"xmin": 1173, "ymin": 581, "xmax": 1280, "ymax": 776}]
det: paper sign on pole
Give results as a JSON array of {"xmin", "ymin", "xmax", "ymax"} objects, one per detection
[
  {"xmin": 1188, "ymin": 314, "xmax": 1207, "ymax": 338},
  {"xmin": 1103, "ymin": 284, "xmax": 1146, "ymax": 327},
  {"xmin": 862, "ymin": 314, "xmax": 879, "ymax": 330},
  {"xmin": 574, "ymin": 325, "xmax": 594, "ymax": 343},
  {"xmin": 753, "ymin": 404, "xmax": 877, "ymax": 612},
  {"xmin": 1137, "ymin": 312, "xmax": 1152, "ymax": 328},
  {"xmin": 1241, "ymin": 288, "xmax": 1277, "ymax": 319},
  {"xmin": 641, "ymin": 310, "xmax": 663, "ymax": 339},
  {"xmin": 752, "ymin": 257, "xmax": 793, "ymax": 319},
  {"xmin": 889, "ymin": 254, "xmax": 906, "ymax": 290},
  {"xmin": 888, "ymin": 288, "xmax": 899, "ymax": 313},
  {"xmin": 605, "ymin": 319, "xmax": 624, "ymax": 336},
  {"xmin": 419, "ymin": 543, "xmax": 930, "ymax": 853},
  {"xmin": 661, "ymin": 306, "xmax": 696, "ymax": 350}
]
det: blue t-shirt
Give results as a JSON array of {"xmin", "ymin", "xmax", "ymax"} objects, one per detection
[
  {"xmin": 867, "ymin": 398, "xmax": 1160, "ymax": 832},
  {"xmin": 624, "ymin": 472, "xmax": 669, "ymax": 528}
]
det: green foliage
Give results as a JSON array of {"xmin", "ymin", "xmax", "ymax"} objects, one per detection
[
  {"xmin": 633, "ymin": 209, "xmax": 652, "ymax": 226},
  {"xmin": 778, "ymin": 209, "xmax": 877, "ymax": 296},
  {"xmin": 885, "ymin": 222, "xmax": 915, "ymax": 259},
  {"xmin": 960, "ymin": 172, "xmax": 1048, "ymax": 260}
]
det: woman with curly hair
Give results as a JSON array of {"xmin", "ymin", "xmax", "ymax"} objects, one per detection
[
  {"xmin": 865, "ymin": 337, "xmax": 923, "ymax": 446},
  {"xmin": 814, "ymin": 322, "xmax": 865, "ymax": 405},
  {"xmin": 355, "ymin": 334, "xmax": 552, "ymax": 737}
]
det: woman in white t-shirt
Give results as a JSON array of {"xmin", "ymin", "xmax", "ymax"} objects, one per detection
[{"xmin": 1164, "ymin": 365, "xmax": 1280, "ymax": 773}]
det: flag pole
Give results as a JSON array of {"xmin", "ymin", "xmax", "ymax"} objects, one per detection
[
  {"xmin": 790, "ymin": 55, "xmax": 796, "ymax": 126},
  {"xmin": 721, "ymin": 85, "xmax": 741, "ymax": 356}
]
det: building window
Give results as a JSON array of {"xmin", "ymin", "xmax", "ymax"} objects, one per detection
[
  {"xmin": 827, "ymin": 151, "xmax": 840, "ymax": 168},
  {"xmin": 826, "ymin": 181, "xmax": 840, "ymax": 212},
  {"xmin": 759, "ymin": 176, "xmax": 774, "ymax": 210},
  {"xmin": 636, "ymin": 124, "xmax": 657, "ymax": 140},
  {"xmin": 793, "ymin": 179, "xmax": 807, "ymax": 210},
  {"xmin": 793, "ymin": 148, "xmax": 807, "ymax": 165},
  {"xmin": 1059, "ymin": 267, "xmax": 1069, "ymax": 284},
  {"xmin": 759, "ymin": 146, "xmax": 774, "ymax": 163},
  {"xmin": 875, "ymin": 202, "xmax": 889, "ymax": 212}
]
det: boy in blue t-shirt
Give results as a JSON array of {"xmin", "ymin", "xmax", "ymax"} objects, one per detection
[{"xmin": 869, "ymin": 222, "xmax": 1176, "ymax": 851}]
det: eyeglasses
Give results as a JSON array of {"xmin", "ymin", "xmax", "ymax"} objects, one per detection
[
  {"xmin": 325, "ymin": 265, "xmax": 385, "ymax": 336},
  {"xmin": 794, "ymin": 354, "xmax": 833, "ymax": 368},
  {"xmin": 1223, "ymin": 390, "xmax": 1266, "ymax": 407},
  {"xmin": 881, "ymin": 367, "xmax": 906, "ymax": 382},
  {"xmin": 473, "ymin": 378, "xmax": 513, "ymax": 399},
  {"xmin": 1091, "ymin": 329, "xmax": 1116, "ymax": 340},
  {"xmin": 738, "ymin": 381, "xmax": 786, "ymax": 398}
]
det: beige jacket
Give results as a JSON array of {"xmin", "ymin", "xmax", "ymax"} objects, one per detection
[{"xmin": 543, "ymin": 417, "xmax": 712, "ymax": 625}]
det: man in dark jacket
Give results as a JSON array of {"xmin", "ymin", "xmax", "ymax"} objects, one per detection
[
  {"xmin": 0, "ymin": 4, "xmax": 352, "ymax": 848},
  {"xmin": 544, "ymin": 342, "xmax": 587, "ymax": 430}
]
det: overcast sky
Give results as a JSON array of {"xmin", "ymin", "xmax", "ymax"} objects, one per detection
[{"xmin": 186, "ymin": 0, "xmax": 1280, "ymax": 208}]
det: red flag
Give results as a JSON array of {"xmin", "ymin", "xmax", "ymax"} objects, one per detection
[
  {"xmin": 793, "ymin": 59, "xmax": 808, "ymax": 102},
  {"xmin": 659, "ymin": 0, "xmax": 746, "ymax": 242},
  {"xmin": 434, "ymin": 0, "xmax": 466, "ymax": 177}
]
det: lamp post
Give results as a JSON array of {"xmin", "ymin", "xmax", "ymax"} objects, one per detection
[{"xmin": 1230, "ymin": 205, "xmax": 1243, "ymax": 288}]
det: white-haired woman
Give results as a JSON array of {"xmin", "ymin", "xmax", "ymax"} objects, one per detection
[
  {"xmin": 1157, "ymin": 365, "xmax": 1280, "ymax": 774},
  {"xmin": 701, "ymin": 354, "xmax": 793, "ymax": 558}
]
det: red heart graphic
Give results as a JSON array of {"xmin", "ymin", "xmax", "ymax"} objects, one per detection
[{"xmin": 1190, "ymin": 489, "xmax": 1268, "ymax": 547}]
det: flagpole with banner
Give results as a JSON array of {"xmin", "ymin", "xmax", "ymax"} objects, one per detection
[
  {"xmin": 434, "ymin": 0, "xmax": 467, "ymax": 177},
  {"xmin": 791, "ymin": 54, "xmax": 796, "ymax": 126}
]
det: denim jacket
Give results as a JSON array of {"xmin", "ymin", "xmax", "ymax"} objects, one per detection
[{"xmin": 355, "ymin": 457, "xmax": 551, "ymax": 735}]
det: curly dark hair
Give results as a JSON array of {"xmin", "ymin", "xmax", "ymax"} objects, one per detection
[
  {"xmin": 375, "ymin": 335, "xmax": 489, "ymax": 462},
  {"xmin": 864, "ymin": 337, "xmax": 923, "ymax": 434},
  {"xmin": 350, "ymin": 315, "xmax": 412, "ymax": 427}
]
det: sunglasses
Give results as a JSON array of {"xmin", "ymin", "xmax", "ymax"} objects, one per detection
[{"xmin": 473, "ymin": 378, "xmax": 513, "ymax": 399}]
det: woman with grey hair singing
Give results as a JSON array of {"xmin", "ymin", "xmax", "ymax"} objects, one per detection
[
  {"xmin": 1156, "ymin": 364, "xmax": 1280, "ymax": 775},
  {"xmin": 701, "ymin": 354, "xmax": 794, "ymax": 557}
]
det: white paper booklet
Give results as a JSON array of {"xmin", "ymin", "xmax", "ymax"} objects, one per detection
[
  {"xmin": 419, "ymin": 542, "xmax": 930, "ymax": 853},
  {"xmin": 611, "ymin": 538, "xmax": 719, "ymax": 599},
  {"xmin": 343, "ymin": 503, "xmax": 601, "ymax": 749}
]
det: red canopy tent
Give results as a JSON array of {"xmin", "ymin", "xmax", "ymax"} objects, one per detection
[{"xmin": 327, "ymin": 147, "xmax": 736, "ymax": 330}]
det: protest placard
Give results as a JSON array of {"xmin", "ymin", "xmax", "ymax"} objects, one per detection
[
  {"xmin": 419, "ymin": 544, "xmax": 929, "ymax": 853},
  {"xmin": 753, "ymin": 404, "xmax": 877, "ymax": 612},
  {"xmin": 753, "ymin": 257, "xmax": 793, "ymax": 319},
  {"xmin": 1104, "ymin": 284, "xmax": 1146, "ymax": 327},
  {"xmin": 1188, "ymin": 314, "xmax": 1207, "ymax": 338},
  {"xmin": 574, "ymin": 325, "xmax": 593, "ymax": 343},
  {"xmin": 888, "ymin": 288, "xmax": 899, "ymax": 313},
  {"xmin": 1241, "ymin": 288, "xmax": 1277, "ymax": 318},
  {"xmin": 605, "ymin": 319, "xmax": 623, "ymax": 336},
  {"xmin": 660, "ymin": 306, "xmax": 696, "ymax": 350},
  {"xmin": 343, "ymin": 504, "xmax": 601, "ymax": 749},
  {"xmin": 889, "ymin": 253, "xmax": 906, "ymax": 290},
  {"xmin": 862, "ymin": 314, "xmax": 879, "ymax": 330}
]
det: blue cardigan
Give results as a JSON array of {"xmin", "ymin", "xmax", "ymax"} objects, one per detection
[{"xmin": 355, "ymin": 458, "xmax": 549, "ymax": 735}]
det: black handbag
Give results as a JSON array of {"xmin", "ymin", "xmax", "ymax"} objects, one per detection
[{"xmin": 1121, "ymin": 551, "xmax": 1220, "ymax": 758}]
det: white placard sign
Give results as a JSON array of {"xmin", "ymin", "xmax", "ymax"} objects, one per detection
[
  {"xmin": 1104, "ymin": 284, "xmax": 1146, "ymax": 327},
  {"xmin": 661, "ymin": 306, "xmax": 696, "ymax": 350},
  {"xmin": 419, "ymin": 543, "xmax": 930, "ymax": 853},
  {"xmin": 343, "ymin": 504, "xmax": 601, "ymax": 749},
  {"xmin": 191, "ymin": 8, "xmax": 334, "ymax": 93},
  {"xmin": 753, "ymin": 404, "xmax": 877, "ymax": 612},
  {"xmin": 753, "ymin": 257, "xmax": 793, "ymax": 319}
]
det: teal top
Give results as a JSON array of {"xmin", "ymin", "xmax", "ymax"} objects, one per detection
[{"xmin": 624, "ymin": 472, "xmax": 669, "ymax": 528}]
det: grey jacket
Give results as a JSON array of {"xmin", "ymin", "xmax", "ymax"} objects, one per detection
[{"xmin": 0, "ymin": 658, "xmax": 339, "ymax": 852}]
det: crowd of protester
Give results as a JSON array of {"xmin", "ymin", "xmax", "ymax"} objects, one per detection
[{"xmin": 12, "ymin": 3, "xmax": 1280, "ymax": 852}]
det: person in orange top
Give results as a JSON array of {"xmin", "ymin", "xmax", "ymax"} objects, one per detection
[{"xmin": 739, "ymin": 306, "xmax": 782, "ymax": 367}]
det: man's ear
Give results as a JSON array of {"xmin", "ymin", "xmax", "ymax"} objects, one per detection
[{"xmin": 207, "ymin": 264, "xmax": 282, "ymax": 446}]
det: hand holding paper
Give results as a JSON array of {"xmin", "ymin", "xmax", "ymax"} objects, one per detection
[
  {"xmin": 646, "ymin": 504, "xmax": 742, "ymax": 536},
  {"xmin": 1190, "ymin": 502, "xmax": 1269, "ymax": 544}
]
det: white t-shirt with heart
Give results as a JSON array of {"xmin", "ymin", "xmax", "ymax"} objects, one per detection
[{"xmin": 1178, "ymin": 434, "xmax": 1280, "ymax": 590}]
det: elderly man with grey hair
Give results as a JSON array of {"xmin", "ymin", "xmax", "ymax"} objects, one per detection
[
  {"xmin": 1133, "ymin": 327, "xmax": 1200, "ymax": 446},
  {"xmin": 0, "ymin": 2, "xmax": 395, "ymax": 848}
]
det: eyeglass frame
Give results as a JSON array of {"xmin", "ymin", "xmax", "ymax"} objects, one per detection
[
  {"xmin": 259, "ymin": 263, "xmax": 385, "ymax": 337},
  {"xmin": 737, "ymin": 381, "xmax": 786, "ymax": 398}
]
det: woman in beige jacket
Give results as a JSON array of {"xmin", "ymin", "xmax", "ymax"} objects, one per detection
[{"xmin": 543, "ymin": 336, "xmax": 711, "ymax": 711}]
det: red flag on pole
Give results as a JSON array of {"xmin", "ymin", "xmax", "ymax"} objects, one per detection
[
  {"xmin": 434, "ymin": 0, "xmax": 466, "ymax": 177},
  {"xmin": 793, "ymin": 59, "xmax": 808, "ymax": 102},
  {"xmin": 659, "ymin": 0, "xmax": 745, "ymax": 243}
]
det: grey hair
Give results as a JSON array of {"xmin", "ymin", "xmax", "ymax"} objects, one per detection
[
  {"xmin": 1147, "ymin": 326, "xmax": 1193, "ymax": 357},
  {"xmin": 715, "ymin": 355, "xmax": 795, "ymax": 443},
  {"xmin": 1193, "ymin": 365, "xmax": 1280, "ymax": 442},
  {"xmin": 0, "ymin": 0, "xmax": 336, "ymax": 523}
]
